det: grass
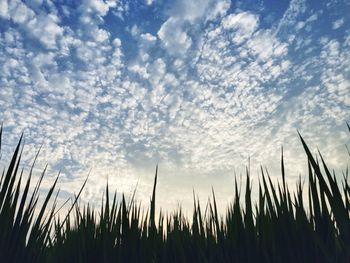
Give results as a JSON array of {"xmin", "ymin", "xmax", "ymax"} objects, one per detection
[{"xmin": 0, "ymin": 124, "xmax": 349, "ymax": 262}]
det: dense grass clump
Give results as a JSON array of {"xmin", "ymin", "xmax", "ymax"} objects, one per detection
[{"xmin": 0, "ymin": 124, "xmax": 349, "ymax": 263}]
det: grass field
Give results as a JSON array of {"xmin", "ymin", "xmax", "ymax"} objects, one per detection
[{"xmin": 0, "ymin": 124, "xmax": 349, "ymax": 263}]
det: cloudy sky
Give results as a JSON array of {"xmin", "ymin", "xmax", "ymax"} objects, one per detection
[{"xmin": 0, "ymin": 0, "xmax": 349, "ymax": 214}]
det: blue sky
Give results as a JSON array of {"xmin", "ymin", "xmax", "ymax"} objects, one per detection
[{"xmin": 0, "ymin": 0, "xmax": 349, "ymax": 213}]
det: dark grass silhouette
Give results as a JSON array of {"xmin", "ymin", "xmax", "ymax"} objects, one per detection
[{"xmin": 0, "ymin": 124, "xmax": 349, "ymax": 263}]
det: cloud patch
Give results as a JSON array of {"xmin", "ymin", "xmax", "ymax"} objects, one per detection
[{"xmin": 157, "ymin": 17, "xmax": 192, "ymax": 56}]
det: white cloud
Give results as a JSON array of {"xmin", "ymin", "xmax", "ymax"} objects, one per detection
[
  {"xmin": 94, "ymin": 28, "xmax": 110, "ymax": 42},
  {"xmin": 0, "ymin": 0, "xmax": 9, "ymax": 19},
  {"xmin": 156, "ymin": 0, "xmax": 231, "ymax": 56},
  {"xmin": 82, "ymin": 0, "xmax": 117, "ymax": 17},
  {"xmin": 2, "ymin": 1, "xmax": 64, "ymax": 49},
  {"xmin": 332, "ymin": 17, "xmax": 344, "ymax": 30},
  {"xmin": 9, "ymin": 1, "xmax": 35, "ymax": 24},
  {"xmin": 247, "ymin": 30, "xmax": 288, "ymax": 61},
  {"xmin": 169, "ymin": 0, "xmax": 230, "ymax": 23},
  {"xmin": 27, "ymin": 14, "xmax": 64, "ymax": 49},
  {"xmin": 129, "ymin": 64, "xmax": 150, "ymax": 79},
  {"xmin": 13, "ymin": 3, "xmax": 33, "ymax": 23},
  {"xmin": 222, "ymin": 12, "xmax": 259, "ymax": 45},
  {"xmin": 169, "ymin": 0, "xmax": 211, "ymax": 23},
  {"xmin": 205, "ymin": 0, "xmax": 231, "ymax": 21},
  {"xmin": 140, "ymin": 33, "xmax": 157, "ymax": 45},
  {"xmin": 275, "ymin": 0, "xmax": 306, "ymax": 35},
  {"xmin": 158, "ymin": 17, "xmax": 192, "ymax": 56},
  {"xmin": 144, "ymin": 0, "xmax": 155, "ymax": 5}
]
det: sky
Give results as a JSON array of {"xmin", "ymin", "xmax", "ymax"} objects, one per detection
[{"xmin": 0, "ymin": 0, "xmax": 349, "ymax": 215}]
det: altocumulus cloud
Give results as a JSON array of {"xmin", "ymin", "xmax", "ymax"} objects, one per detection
[{"xmin": 0, "ymin": 0, "xmax": 349, "ymax": 213}]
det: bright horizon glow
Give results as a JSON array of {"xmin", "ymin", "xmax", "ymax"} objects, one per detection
[{"xmin": 0, "ymin": 0, "xmax": 349, "ymax": 214}]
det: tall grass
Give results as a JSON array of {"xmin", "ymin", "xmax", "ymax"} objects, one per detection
[{"xmin": 0, "ymin": 124, "xmax": 349, "ymax": 263}]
